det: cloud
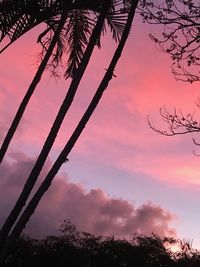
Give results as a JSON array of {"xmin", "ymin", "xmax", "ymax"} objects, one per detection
[
  {"xmin": 0, "ymin": 153, "xmax": 176, "ymax": 239},
  {"xmin": 1, "ymin": 20, "xmax": 199, "ymax": 190}
]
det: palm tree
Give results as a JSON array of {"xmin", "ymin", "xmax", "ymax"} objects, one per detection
[
  {"xmin": 0, "ymin": 0, "xmax": 139, "ymax": 262},
  {"xmin": 0, "ymin": 0, "xmax": 99, "ymax": 165},
  {"xmin": 0, "ymin": 0, "xmax": 104, "ymax": 53},
  {"xmin": 0, "ymin": 0, "xmax": 128, "ymax": 249},
  {"xmin": 0, "ymin": 0, "xmax": 127, "ymax": 164}
]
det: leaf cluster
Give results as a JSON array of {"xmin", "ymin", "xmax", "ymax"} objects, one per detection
[
  {"xmin": 0, "ymin": 0, "xmax": 130, "ymax": 78},
  {"xmin": 139, "ymin": 0, "xmax": 200, "ymax": 83}
]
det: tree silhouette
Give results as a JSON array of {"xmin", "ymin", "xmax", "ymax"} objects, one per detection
[
  {"xmin": 0, "ymin": 0, "xmax": 104, "ymax": 165},
  {"xmin": 0, "ymin": 1, "xmax": 104, "ymax": 245},
  {"xmin": 141, "ymin": 0, "xmax": 200, "ymax": 154},
  {"xmin": 2, "ymin": 0, "xmax": 200, "ymax": 264},
  {"xmin": 148, "ymin": 106, "xmax": 200, "ymax": 155},
  {"xmin": 0, "ymin": 0, "xmax": 128, "ymax": 167},
  {"xmin": 0, "ymin": 0, "xmax": 138, "ymax": 261},
  {"xmin": 0, "ymin": 4, "xmax": 95, "ymax": 246},
  {"xmin": 0, "ymin": 0, "xmax": 104, "ymax": 53},
  {"xmin": 140, "ymin": 0, "xmax": 200, "ymax": 83},
  {"xmin": 3, "ymin": 222, "xmax": 200, "ymax": 267},
  {"xmin": 0, "ymin": 0, "xmax": 128, "ymax": 241}
]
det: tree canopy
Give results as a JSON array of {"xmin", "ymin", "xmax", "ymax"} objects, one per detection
[{"xmin": 2, "ymin": 221, "xmax": 200, "ymax": 267}]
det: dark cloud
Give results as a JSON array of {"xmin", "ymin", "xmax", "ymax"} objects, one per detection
[{"xmin": 0, "ymin": 153, "xmax": 176, "ymax": 239}]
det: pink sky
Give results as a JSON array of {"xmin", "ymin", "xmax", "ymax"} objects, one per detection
[{"xmin": 1, "ymin": 14, "xmax": 200, "ymax": 246}]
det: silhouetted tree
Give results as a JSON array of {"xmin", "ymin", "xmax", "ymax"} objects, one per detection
[
  {"xmin": 0, "ymin": 2, "xmax": 128, "ymax": 244},
  {"xmin": 148, "ymin": 106, "xmax": 200, "ymax": 155},
  {"xmin": 0, "ymin": 0, "xmax": 108, "ymax": 165},
  {"xmin": 0, "ymin": 0, "xmax": 139, "ymax": 262},
  {"xmin": 172, "ymin": 239, "xmax": 200, "ymax": 267},
  {"xmin": 0, "ymin": 0, "xmax": 109, "ymax": 245},
  {"xmin": 5, "ymin": 0, "xmax": 199, "ymax": 263},
  {"xmin": 132, "ymin": 234, "xmax": 175, "ymax": 267},
  {"xmin": 0, "ymin": 0, "xmax": 104, "ymax": 53},
  {"xmin": 0, "ymin": 0, "xmax": 129, "ymax": 242},
  {"xmin": 141, "ymin": 1, "xmax": 200, "ymax": 154},
  {"xmin": 139, "ymin": 0, "xmax": 200, "ymax": 83},
  {"xmin": 4, "ymin": 222, "xmax": 200, "ymax": 267}
]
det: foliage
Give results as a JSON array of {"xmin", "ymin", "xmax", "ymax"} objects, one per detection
[
  {"xmin": 141, "ymin": 1, "xmax": 200, "ymax": 150},
  {"xmin": 0, "ymin": 0, "xmax": 130, "ymax": 78},
  {"xmin": 139, "ymin": 0, "xmax": 200, "ymax": 83},
  {"xmin": 2, "ymin": 221, "xmax": 200, "ymax": 267},
  {"xmin": 0, "ymin": 1, "xmax": 138, "ymax": 261}
]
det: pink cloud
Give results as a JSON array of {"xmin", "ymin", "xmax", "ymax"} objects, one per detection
[
  {"xmin": 1, "ymin": 16, "xmax": 200, "ymax": 207},
  {"xmin": 0, "ymin": 153, "xmax": 176, "ymax": 239},
  {"xmin": 75, "ymin": 121, "xmax": 200, "ymax": 187}
]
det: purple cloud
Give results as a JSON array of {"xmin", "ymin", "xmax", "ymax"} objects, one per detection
[{"xmin": 0, "ymin": 153, "xmax": 176, "ymax": 239}]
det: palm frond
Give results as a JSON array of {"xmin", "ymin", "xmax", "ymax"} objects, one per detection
[
  {"xmin": 0, "ymin": 0, "xmax": 65, "ymax": 52},
  {"xmin": 64, "ymin": 10, "xmax": 94, "ymax": 78},
  {"xmin": 92, "ymin": 0, "xmax": 129, "ymax": 46},
  {"xmin": 106, "ymin": 9, "xmax": 128, "ymax": 42},
  {"xmin": 37, "ymin": 9, "xmax": 94, "ymax": 79},
  {"xmin": 0, "ymin": 0, "xmax": 107, "ymax": 53},
  {"xmin": 1, "ymin": 0, "xmax": 130, "ymax": 79},
  {"xmin": 37, "ymin": 0, "xmax": 129, "ymax": 78}
]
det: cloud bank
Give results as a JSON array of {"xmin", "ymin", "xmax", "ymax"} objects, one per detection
[{"xmin": 0, "ymin": 153, "xmax": 176, "ymax": 239}]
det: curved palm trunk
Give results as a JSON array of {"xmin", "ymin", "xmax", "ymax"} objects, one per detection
[
  {"xmin": 0, "ymin": 0, "xmax": 139, "ymax": 262},
  {"xmin": 0, "ymin": 9, "xmax": 70, "ymax": 165},
  {"xmin": 0, "ymin": 2, "xmax": 109, "ymax": 249}
]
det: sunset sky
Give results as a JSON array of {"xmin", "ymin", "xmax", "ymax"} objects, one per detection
[{"xmin": 1, "ymin": 12, "xmax": 200, "ymax": 247}]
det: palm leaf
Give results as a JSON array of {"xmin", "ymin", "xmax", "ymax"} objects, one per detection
[
  {"xmin": 63, "ymin": 1, "xmax": 129, "ymax": 78},
  {"xmin": 64, "ymin": 10, "xmax": 94, "ymax": 78},
  {"xmin": 1, "ymin": 0, "xmax": 130, "ymax": 78},
  {"xmin": 106, "ymin": 9, "xmax": 128, "ymax": 42},
  {"xmin": 0, "ymin": 0, "xmax": 63, "ymax": 52},
  {"xmin": 0, "ymin": 0, "xmax": 108, "ymax": 53},
  {"xmin": 37, "ymin": 9, "xmax": 94, "ymax": 79}
]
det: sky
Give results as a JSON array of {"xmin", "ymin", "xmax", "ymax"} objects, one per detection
[{"xmin": 1, "ymin": 12, "xmax": 200, "ymax": 247}]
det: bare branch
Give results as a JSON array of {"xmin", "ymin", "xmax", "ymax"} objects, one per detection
[
  {"xmin": 148, "ymin": 107, "xmax": 200, "ymax": 137},
  {"xmin": 138, "ymin": 0, "xmax": 200, "ymax": 82}
]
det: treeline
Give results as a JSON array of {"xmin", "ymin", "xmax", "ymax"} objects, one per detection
[{"xmin": 3, "ymin": 221, "xmax": 200, "ymax": 267}]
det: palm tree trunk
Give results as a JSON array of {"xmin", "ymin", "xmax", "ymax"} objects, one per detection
[
  {"xmin": 0, "ymin": 2, "xmax": 109, "ymax": 249},
  {"xmin": 0, "ymin": 0, "xmax": 139, "ymax": 262},
  {"xmin": 0, "ymin": 8, "xmax": 70, "ymax": 165}
]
